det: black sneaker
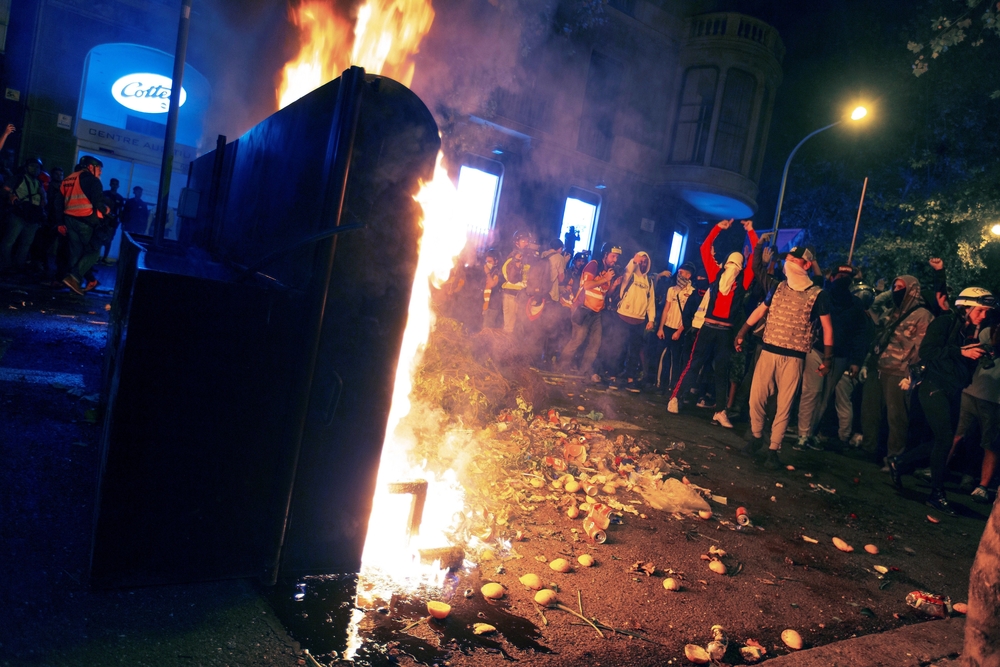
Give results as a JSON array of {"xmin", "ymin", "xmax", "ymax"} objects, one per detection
[
  {"xmin": 741, "ymin": 436, "xmax": 764, "ymax": 457},
  {"xmin": 888, "ymin": 456, "xmax": 903, "ymax": 491},
  {"xmin": 762, "ymin": 449, "xmax": 782, "ymax": 470},
  {"xmin": 925, "ymin": 490, "xmax": 957, "ymax": 517}
]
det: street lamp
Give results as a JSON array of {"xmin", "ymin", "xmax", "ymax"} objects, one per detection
[
  {"xmin": 770, "ymin": 105, "xmax": 870, "ymax": 239},
  {"xmin": 991, "ymin": 223, "xmax": 1000, "ymax": 236}
]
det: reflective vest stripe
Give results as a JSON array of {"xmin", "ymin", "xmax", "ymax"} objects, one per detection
[{"xmin": 61, "ymin": 172, "xmax": 93, "ymax": 217}]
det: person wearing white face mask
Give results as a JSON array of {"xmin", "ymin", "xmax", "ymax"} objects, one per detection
[
  {"xmin": 735, "ymin": 246, "xmax": 834, "ymax": 470},
  {"xmin": 667, "ymin": 219, "xmax": 759, "ymax": 428}
]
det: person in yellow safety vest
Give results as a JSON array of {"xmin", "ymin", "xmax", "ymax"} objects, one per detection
[
  {"xmin": 500, "ymin": 230, "xmax": 535, "ymax": 333},
  {"xmin": 559, "ymin": 243, "xmax": 621, "ymax": 381},
  {"xmin": 60, "ymin": 155, "xmax": 108, "ymax": 295}
]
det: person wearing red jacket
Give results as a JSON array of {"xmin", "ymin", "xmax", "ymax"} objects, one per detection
[{"xmin": 667, "ymin": 219, "xmax": 758, "ymax": 428}]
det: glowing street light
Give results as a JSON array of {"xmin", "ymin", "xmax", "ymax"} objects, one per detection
[
  {"xmin": 770, "ymin": 104, "xmax": 873, "ymax": 238},
  {"xmin": 990, "ymin": 223, "xmax": 1000, "ymax": 236}
]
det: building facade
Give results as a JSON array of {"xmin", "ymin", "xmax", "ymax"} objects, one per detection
[{"xmin": 416, "ymin": 0, "xmax": 783, "ymax": 271}]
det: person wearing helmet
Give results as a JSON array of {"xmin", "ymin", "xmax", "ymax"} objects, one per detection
[
  {"xmin": 560, "ymin": 242, "xmax": 621, "ymax": 380},
  {"xmin": 59, "ymin": 155, "xmax": 108, "ymax": 294},
  {"xmin": 0, "ymin": 157, "xmax": 47, "ymax": 273},
  {"xmin": 888, "ymin": 286, "xmax": 994, "ymax": 515},
  {"xmin": 668, "ymin": 219, "xmax": 759, "ymax": 429},
  {"xmin": 955, "ymin": 289, "xmax": 1000, "ymax": 504}
]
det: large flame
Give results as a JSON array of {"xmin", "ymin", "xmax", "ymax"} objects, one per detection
[
  {"xmin": 359, "ymin": 152, "xmax": 468, "ymax": 582},
  {"xmin": 278, "ymin": 0, "xmax": 435, "ymax": 109}
]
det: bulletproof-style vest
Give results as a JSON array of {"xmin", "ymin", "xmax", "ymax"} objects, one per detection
[{"xmin": 763, "ymin": 282, "xmax": 821, "ymax": 353}]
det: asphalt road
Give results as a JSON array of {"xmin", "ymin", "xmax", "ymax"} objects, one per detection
[{"xmin": 0, "ymin": 272, "xmax": 987, "ymax": 666}]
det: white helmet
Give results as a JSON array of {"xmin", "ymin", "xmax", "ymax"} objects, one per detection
[{"xmin": 955, "ymin": 287, "xmax": 996, "ymax": 309}]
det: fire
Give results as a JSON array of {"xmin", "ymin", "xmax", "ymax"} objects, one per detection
[
  {"xmin": 277, "ymin": 0, "xmax": 435, "ymax": 109},
  {"xmin": 359, "ymin": 152, "xmax": 468, "ymax": 582}
]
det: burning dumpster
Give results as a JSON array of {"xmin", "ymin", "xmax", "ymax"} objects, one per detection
[{"xmin": 90, "ymin": 68, "xmax": 440, "ymax": 587}]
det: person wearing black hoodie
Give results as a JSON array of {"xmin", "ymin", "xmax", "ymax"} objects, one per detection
[
  {"xmin": 794, "ymin": 264, "xmax": 869, "ymax": 451},
  {"xmin": 889, "ymin": 287, "xmax": 994, "ymax": 515}
]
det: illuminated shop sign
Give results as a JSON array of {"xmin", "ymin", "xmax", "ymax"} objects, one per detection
[{"xmin": 111, "ymin": 73, "xmax": 187, "ymax": 113}]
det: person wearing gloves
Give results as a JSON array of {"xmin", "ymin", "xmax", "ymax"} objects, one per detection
[
  {"xmin": 614, "ymin": 251, "xmax": 657, "ymax": 391},
  {"xmin": 860, "ymin": 275, "xmax": 935, "ymax": 467},
  {"xmin": 889, "ymin": 287, "xmax": 995, "ymax": 515},
  {"xmin": 735, "ymin": 246, "xmax": 834, "ymax": 470},
  {"xmin": 668, "ymin": 219, "xmax": 758, "ymax": 429}
]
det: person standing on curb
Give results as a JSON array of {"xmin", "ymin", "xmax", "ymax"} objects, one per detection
[
  {"xmin": 735, "ymin": 246, "xmax": 834, "ymax": 470},
  {"xmin": 59, "ymin": 156, "xmax": 107, "ymax": 295}
]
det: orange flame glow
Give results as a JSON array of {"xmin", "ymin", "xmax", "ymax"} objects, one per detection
[
  {"xmin": 359, "ymin": 152, "xmax": 468, "ymax": 583},
  {"xmin": 278, "ymin": 0, "xmax": 435, "ymax": 109}
]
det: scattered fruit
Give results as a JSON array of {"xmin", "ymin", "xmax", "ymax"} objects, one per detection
[
  {"xmin": 802, "ymin": 535, "xmax": 819, "ymax": 544},
  {"xmin": 781, "ymin": 629, "xmax": 803, "ymax": 650},
  {"xmin": 832, "ymin": 537, "xmax": 854, "ymax": 553},
  {"xmin": 698, "ymin": 510, "xmax": 713, "ymax": 520},
  {"xmin": 427, "ymin": 601, "xmax": 451, "ymax": 619},
  {"xmin": 953, "ymin": 602, "xmax": 968, "ymax": 614},
  {"xmin": 519, "ymin": 573, "xmax": 542, "ymax": 590},
  {"xmin": 565, "ymin": 479, "xmax": 581, "ymax": 493},
  {"xmin": 709, "ymin": 560, "xmax": 727, "ymax": 575},
  {"xmin": 549, "ymin": 558, "xmax": 571, "ymax": 573},
  {"xmin": 786, "ymin": 465, "xmax": 795, "ymax": 471},
  {"xmin": 873, "ymin": 565, "xmax": 888, "ymax": 574},
  {"xmin": 684, "ymin": 643, "xmax": 711, "ymax": 664},
  {"xmin": 566, "ymin": 505, "xmax": 580, "ymax": 519},
  {"xmin": 663, "ymin": 577, "xmax": 681, "ymax": 591},
  {"xmin": 577, "ymin": 554, "xmax": 594, "ymax": 567},
  {"xmin": 481, "ymin": 583, "xmax": 505, "ymax": 599},
  {"xmin": 534, "ymin": 589, "xmax": 558, "ymax": 606},
  {"xmin": 864, "ymin": 544, "xmax": 879, "ymax": 555},
  {"xmin": 473, "ymin": 623, "xmax": 497, "ymax": 635},
  {"xmin": 927, "ymin": 515, "xmax": 940, "ymax": 524}
]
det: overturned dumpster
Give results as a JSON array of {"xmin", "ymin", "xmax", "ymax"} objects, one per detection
[{"xmin": 90, "ymin": 68, "xmax": 440, "ymax": 588}]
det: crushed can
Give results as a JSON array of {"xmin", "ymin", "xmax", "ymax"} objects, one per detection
[
  {"xmin": 588, "ymin": 503, "xmax": 613, "ymax": 530},
  {"xmin": 582, "ymin": 481, "xmax": 599, "ymax": 497},
  {"xmin": 736, "ymin": 506, "xmax": 752, "ymax": 527},
  {"xmin": 906, "ymin": 590, "xmax": 952, "ymax": 618},
  {"xmin": 543, "ymin": 456, "xmax": 568, "ymax": 471},
  {"xmin": 707, "ymin": 624, "xmax": 728, "ymax": 661},
  {"xmin": 582, "ymin": 517, "xmax": 607, "ymax": 544}
]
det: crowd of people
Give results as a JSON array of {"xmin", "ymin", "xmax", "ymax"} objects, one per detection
[
  {"xmin": 440, "ymin": 218, "xmax": 999, "ymax": 518},
  {"xmin": 0, "ymin": 124, "xmax": 152, "ymax": 294}
]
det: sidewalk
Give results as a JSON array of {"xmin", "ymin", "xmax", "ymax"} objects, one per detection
[{"xmin": 764, "ymin": 617, "xmax": 964, "ymax": 666}]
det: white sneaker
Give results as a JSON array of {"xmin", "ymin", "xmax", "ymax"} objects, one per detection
[
  {"xmin": 667, "ymin": 397, "xmax": 679, "ymax": 414},
  {"xmin": 712, "ymin": 411, "xmax": 733, "ymax": 428}
]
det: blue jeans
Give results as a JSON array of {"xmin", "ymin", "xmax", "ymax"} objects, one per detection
[{"xmin": 561, "ymin": 307, "xmax": 603, "ymax": 375}]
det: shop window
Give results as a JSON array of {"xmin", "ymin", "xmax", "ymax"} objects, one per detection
[
  {"xmin": 711, "ymin": 69, "xmax": 756, "ymax": 173},
  {"xmin": 670, "ymin": 66, "xmax": 718, "ymax": 164},
  {"xmin": 457, "ymin": 155, "xmax": 503, "ymax": 255},
  {"xmin": 559, "ymin": 187, "xmax": 601, "ymax": 255},
  {"xmin": 667, "ymin": 229, "xmax": 687, "ymax": 272}
]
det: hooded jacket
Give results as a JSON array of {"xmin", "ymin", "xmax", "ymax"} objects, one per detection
[
  {"xmin": 876, "ymin": 275, "xmax": 934, "ymax": 376},
  {"xmin": 617, "ymin": 251, "xmax": 656, "ymax": 325},
  {"xmin": 919, "ymin": 311, "xmax": 981, "ymax": 396}
]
